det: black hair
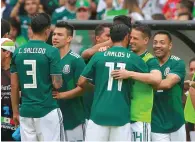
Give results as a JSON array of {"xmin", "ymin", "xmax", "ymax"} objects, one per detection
[
  {"xmin": 55, "ymin": 21, "xmax": 74, "ymax": 36},
  {"xmin": 189, "ymin": 57, "xmax": 195, "ymax": 65},
  {"xmin": 9, "ymin": 18, "xmax": 21, "ymax": 36},
  {"xmin": 95, "ymin": 23, "xmax": 111, "ymax": 36},
  {"xmin": 180, "ymin": 0, "xmax": 194, "ymax": 13},
  {"xmin": 110, "ymin": 24, "xmax": 130, "ymax": 42},
  {"xmin": 1, "ymin": 19, "xmax": 10, "ymax": 38},
  {"xmin": 31, "ymin": 13, "xmax": 51, "ymax": 33},
  {"xmin": 132, "ymin": 23, "xmax": 151, "ymax": 39},
  {"xmin": 113, "ymin": 15, "xmax": 131, "ymax": 28},
  {"xmin": 153, "ymin": 31, "xmax": 172, "ymax": 42}
]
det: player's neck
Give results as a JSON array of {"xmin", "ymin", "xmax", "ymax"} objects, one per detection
[
  {"xmin": 158, "ymin": 53, "xmax": 171, "ymax": 66},
  {"xmin": 1, "ymin": 58, "xmax": 11, "ymax": 70},
  {"xmin": 136, "ymin": 47, "xmax": 147, "ymax": 56},
  {"xmin": 32, "ymin": 34, "xmax": 47, "ymax": 42},
  {"xmin": 59, "ymin": 45, "xmax": 70, "ymax": 58},
  {"xmin": 113, "ymin": 42, "xmax": 123, "ymax": 47}
]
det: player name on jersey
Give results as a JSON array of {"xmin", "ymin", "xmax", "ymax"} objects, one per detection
[
  {"xmin": 18, "ymin": 48, "xmax": 46, "ymax": 54},
  {"xmin": 104, "ymin": 51, "xmax": 131, "ymax": 58}
]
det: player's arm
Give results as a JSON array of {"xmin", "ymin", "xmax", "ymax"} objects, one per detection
[
  {"xmin": 53, "ymin": 76, "xmax": 94, "ymax": 99},
  {"xmin": 11, "ymin": 73, "xmax": 20, "ymax": 126},
  {"xmin": 10, "ymin": 0, "xmax": 22, "ymax": 21},
  {"xmin": 51, "ymin": 75, "xmax": 63, "ymax": 89},
  {"xmin": 81, "ymin": 39, "xmax": 112, "ymax": 60},
  {"xmin": 50, "ymin": 49, "xmax": 63, "ymax": 89},
  {"xmin": 156, "ymin": 60, "xmax": 185, "ymax": 90}
]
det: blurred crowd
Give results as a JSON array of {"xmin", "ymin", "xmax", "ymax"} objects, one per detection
[{"xmin": 1, "ymin": 0, "xmax": 195, "ymax": 53}]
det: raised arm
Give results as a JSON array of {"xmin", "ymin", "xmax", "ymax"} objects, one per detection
[
  {"xmin": 81, "ymin": 39, "xmax": 113, "ymax": 60},
  {"xmin": 10, "ymin": 0, "xmax": 23, "ymax": 21}
]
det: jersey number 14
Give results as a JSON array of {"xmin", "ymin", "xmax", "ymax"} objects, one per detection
[{"xmin": 105, "ymin": 62, "xmax": 126, "ymax": 91}]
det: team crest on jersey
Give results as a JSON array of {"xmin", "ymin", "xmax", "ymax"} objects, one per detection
[
  {"xmin": 164, "ymin": 67, "xmax": 170, "ymax": 76},
  {"xmin": 63, "ymin": 65, "xmax": 70, "ymax": 74}
]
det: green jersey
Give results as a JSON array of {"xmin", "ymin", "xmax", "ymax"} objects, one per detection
[
  {"xmin": 131, "ymin": 51, "xmax": 160, "ymax": 123},
  {"xmin": 10, "ymin": 40, "xmax": 61, "ymax": 118},
  {"xmin": 51, "ymin": 6, "xmax": 76, "ymax": 24},
  {"xmin": 81, "ymin": 46, "xmax": 148, "ymax": 126},
  {"xmin": 58, "ymin": 50, "xmax": 85, "ymax": 130},
  {"xmin": 152, "ymin": 55, "xmax": 186, "ymax": 133},
  {"xmin": 184, "ymin": 73, "xmax": 195, "ymax": 124},
  {"xmin": 19, "ymin": 15, "xmax": 31, "ymax": 40}
]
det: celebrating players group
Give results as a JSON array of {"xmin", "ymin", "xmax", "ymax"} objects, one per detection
[{"xmin": 2, "ymin": 13, "xmax": 195, "ymax": 141}]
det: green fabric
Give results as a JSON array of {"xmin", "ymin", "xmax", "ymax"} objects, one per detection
[
  {"xmin": 19, "ymin": 15, "xmax": 31, "ymax": 40},
  {"xmin": 131, "ymin": 51, "xmax": 160, "ymax": 123},
  {"xmin": 58, "ymin": 50, "xmax": 86, "ymax": 130},
  {"xmin": 184, "ymin": 73, "xmax": 195, "ymax": 124},
  {"xmin": 81, "ymin": 46, "xmax": 148, "ymax": 126},
  {"xmin": 15, "ymin": 35, "xmax": 27, "ymax": 47},
  {"xmin": 193, "ymin": 6, "xmax": 195, "ymax": 17},
  {"xmin": 104, "ymin": 9, "xmax": 129, "ymax": 20},
  {"xmin": 76, "ymin": 0, "xmax": 90, "ymax": 8},
  {"xmin": 152, "ymin": 55, "xmax": 186, "ymax": 133},
  {"xmin": 10, "ymin": 40, "xmax": 62, "ymax": 118},
  {"xmin": 51, "ymin": 7, "xmax": 76, "ymax": 24}
]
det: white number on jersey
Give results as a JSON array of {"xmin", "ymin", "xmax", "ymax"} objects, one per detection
[
  {"xmin": 105, "ymin": 62, "xmax": 126, "ymax": 91},
  {"xmin": 24, "ymin": 60, "xmax": 37, "ymax": 88}
]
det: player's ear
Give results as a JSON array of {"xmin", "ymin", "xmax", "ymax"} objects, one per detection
[
  {"xmin": 169, "ymin": 42, "xmax": 172, "ymax": 50},
  {"xmin": 67, "ymin": 36, "xmax": 73, "ymax": 43}
]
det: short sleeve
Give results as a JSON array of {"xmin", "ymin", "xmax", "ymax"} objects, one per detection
[
  {"xmin": 170, "ymin": 60, "xmax": 186, "ymax": 80},
  {"xmin": 81, "ymin": 54, "xmax": 97, "ymax": 79},
  {"xmin": 50, "ymin": 48, "xmax": 62, "ymax": 75},
  {"xmin": 73, "ymin": 57, "xmax": 86, "ymax": 82},
  {"xmin": 147, "ymin": 58, "xmax": 161, "ymax": 72}
]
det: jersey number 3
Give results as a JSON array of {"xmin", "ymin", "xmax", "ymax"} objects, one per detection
[
  {"xmin": 105, "ymin": 62, "xmax": 126, "ymax": 91},
  {"xmin": 24, "ymin": 60, "xmax": 37, "ymax": 88}
]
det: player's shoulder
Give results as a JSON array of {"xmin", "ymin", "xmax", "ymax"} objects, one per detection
[
  {"xmin": 169, "ymin": 55, "xmax": 184, "ymax": 64},
  {"xmin": 69, "ymin": 51, "xmax": 81, "ymax": 59}
]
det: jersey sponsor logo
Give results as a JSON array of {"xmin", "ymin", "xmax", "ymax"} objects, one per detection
[
  {"xmin": 164, "ymin": 67, "xmax": 170, "ymax": 76},
  {"xmin": 63, "ymin": 64, "xmax": 70, "ymax": 74}
]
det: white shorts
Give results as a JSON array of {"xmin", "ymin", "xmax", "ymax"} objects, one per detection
[
  {"xmin": 64, "ymin": 123, "xmax": 85, "ymax": 141},
  {"xmin": 85, "ymin": 119, "xmax": 131, "ymax": 141},
  {"xmin": 20, "ymin": 108, "xmax": 65, "ymax": 141},
  {"xmin": 131, "ymin": 121, "xmax": 151, "ymax": 142},
  {"xmin": 151, "ymin": 124, "xmax": 186, "ymax": 141}
]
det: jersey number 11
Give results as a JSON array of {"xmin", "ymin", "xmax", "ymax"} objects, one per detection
[{"xmin": 105, "ymin": 62, "xmax": 126, "ymax": 91}]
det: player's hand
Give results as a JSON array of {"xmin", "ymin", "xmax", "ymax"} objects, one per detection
[
  {"xmin": 52, "ymin": 91, "xmax": 62, "ymax": 99},
  {"xmin": 184, "ymin": 80, "xmax": 191, "ymax": 92},
  {"xmin": 111, "ymin": 69, "xmax": 131, "ymax": 79},
  {"xmin": 190, "ymin": 81, "xmax": 195, "ymax": 88},
  {"xmin": 99, "ymin": 46, "xmax": 109, "ymax": 52},
  {"xmin": 13, "ymin": 113, "xmax": 20, "ymax": 127}
]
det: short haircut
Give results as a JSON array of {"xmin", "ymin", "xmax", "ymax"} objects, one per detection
[
  {"xmin": 132, "ymin": 23, "xmax": 151, "ymax": 39},
  {"xmin": 31, "ymin": 13, "xmax": 51, "ymax": 34},
  {"xmin": 189, "ymin": 57, "xmax": 195, "ymax": 65},
  {"xmin": 55, "ymin": 21, "xmax": 74, "ymax": 36},
  {"xmin": 1, "ymin": 19, "xmax": 10, "ymax": 38},
  {"xmin": 113, "ymin": 15, "xmax": 131, "ymax": 28},
  {"xmin": 95, "ymin": 23, "xmax": 111, "ymax": 36},
  {"xmin": 9, "ymin": 18, "xmax": 21, "ymax": 36},
  {"xmin": 180, "ymin": 0, "xmax": 194, "ymax": 13},
  {"xmin": 110, "ymin": 24, "xmax": 130, "ymax": 42},
  {"xmin": 153, "ymin": 31, "xmax": 172, "ymax": 42}
]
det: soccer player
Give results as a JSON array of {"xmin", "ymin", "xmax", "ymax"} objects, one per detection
[
  {"xmin": 151, "ymin": 31, "xmax": 186, "ymax": 141},
  {"xmin": 111, "ymin": 23, "xmax": 162, "ymax": 142},
  {"xmin": 81, "ymin": 15, "xmax": 131, "ymax": 60},
  {"xmin": 52, "ymin": 21, "xmax": 86, "ymax": 141},
  {"xmin": 54, "ymin": 23, "xmax": 149, "ymax": 141},
  {"xmin": 10, "ymin": 13, "xmax": 64, "ymax": 141},
  {"xmin": 1, "ymin": 38, "xmax": 16, "ymax": 141}
]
